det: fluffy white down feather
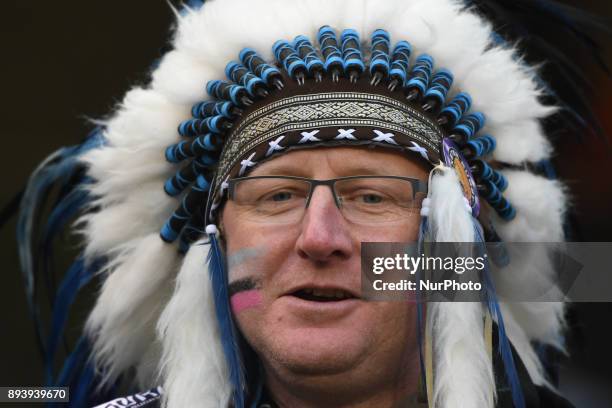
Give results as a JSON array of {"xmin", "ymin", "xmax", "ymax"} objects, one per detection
[
  {"xmin": 493, "ymin": 170, "xmax": 568, "ymax": 385},
  {"xmin": 427, "ymin": 167, "xmax": 495, "ymax": 408},
  {"xmin": 157, "ymin": 242, "xmax": 231, "ymax": 408},
  {"xmin": 85, "ymin": 234, "xmax": 179, "ymax": 387},
  {"xmin": 78, "ymin": 0, "xmax": 568, "ymax": 405}
]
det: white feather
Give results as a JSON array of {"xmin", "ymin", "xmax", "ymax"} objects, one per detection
[
  {"xmin": 78, "ymin": 184, "xmax": 177, "ymax": 259},
  {"xmin": 500, "ymin": 304, "xmax": 553, "ymax": 388},
  {"xmin": 492, "ymin": 120, "xmax": 553, "ymax": 164},
  {"xmin": 157, "ymin": 242, "xmax": 231, "ymax": 408},
  {"xmin": 493, "ymin": 171, "xmax": 567, "ymax": 347},
  {"xmin": 427, "ymin": 167, "xmax": 495, "ymax": 408},
  {"xmin": 85, "ymin": 234, "xmax": 179, "ymax": 387}
]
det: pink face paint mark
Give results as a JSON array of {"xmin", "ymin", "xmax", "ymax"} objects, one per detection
[{"xmin": 230, "ymin": 289, "xmax": 263, "ymax": 314}]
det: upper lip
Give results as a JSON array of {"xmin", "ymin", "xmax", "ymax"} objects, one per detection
[{"xmin": 283, "ymin": 283, "xmax": 360, "ymax": 299}]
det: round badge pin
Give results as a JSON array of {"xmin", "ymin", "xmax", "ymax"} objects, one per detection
[{"xmin": 441, "ymin": 137, "xmax": 480, "ymax": 217}]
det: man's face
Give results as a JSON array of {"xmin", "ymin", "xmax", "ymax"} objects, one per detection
[{"xmin": 221, "ymin": 146, "xmax": 428, "ymax": 391}]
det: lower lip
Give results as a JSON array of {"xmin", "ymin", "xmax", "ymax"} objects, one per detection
[{"xmin": 279, "ymin": 295, "xmax": 361, "ymax": 318}]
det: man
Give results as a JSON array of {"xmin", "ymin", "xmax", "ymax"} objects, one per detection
[{"xmin": 16, "ymin": 0, "xmax": 603, "ymax": 406}]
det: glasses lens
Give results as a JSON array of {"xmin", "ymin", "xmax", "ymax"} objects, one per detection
[
  {"xmin": 335, "ymin": 177, "xmax": 420, "ymax": 224},
  {"xmin": 232, "ymin": 177, "xmax": 310, "ymax": 224}
]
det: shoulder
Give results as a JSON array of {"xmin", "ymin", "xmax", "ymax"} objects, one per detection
[{"xmin": 92, "ymin": 387, "xmax": 163, "ymax": 408}]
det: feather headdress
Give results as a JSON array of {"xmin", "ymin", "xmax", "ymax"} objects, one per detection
[{"xmin": 14, "ymin": 0, "xmax": 608, "ymax": 407}]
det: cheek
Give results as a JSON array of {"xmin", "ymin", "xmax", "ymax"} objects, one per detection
[
  {"xmin": 232, "ymin": 294, "xmax": 271, "ymax": 353},
  {"xmin": 359, "ymin": 217, "xmax": 422, "ymax": 243},
  {"xmin": 223, "ymin": 216, "xmax": 299, "ymax": 281},
  {"xmin": 227, "ymin": 247, "xmax": 268, "ymax": 282},
  {"xmin": 226, "ymin": 253, "xmax": 269, "ymax": 318},
  {"xmin": 363, "ymin": 301, "xmax": 419, "ymax": 360},
  {"xmin": 225, "ymin": 238, "xmax": 292, "ymax": 322},
  {"xmin": 231, "ymin": 290, "xmax": 263, "ymax": 314}
]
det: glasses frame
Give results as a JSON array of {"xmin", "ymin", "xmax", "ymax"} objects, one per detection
[{"xmin": 227, "ymin": 175, "xmax": 428, "ymax": 210}]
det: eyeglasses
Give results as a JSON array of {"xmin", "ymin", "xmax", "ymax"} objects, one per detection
[{"xmin": 227, "ymin": 175, "xmax": 428, "ymax": 225}]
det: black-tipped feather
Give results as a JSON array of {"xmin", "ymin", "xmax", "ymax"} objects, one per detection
[
  {"xmin": 465, "ymin": 0, "xmax": 610, "ymax": 138},
  {"xmin": 14, "ymin": 129, "xmax": 115, "ymax": 406}
]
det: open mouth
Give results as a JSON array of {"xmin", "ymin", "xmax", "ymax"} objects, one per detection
[{"xmin": 291, "ymin": 288, "xmax": 356, "ymax": 302}]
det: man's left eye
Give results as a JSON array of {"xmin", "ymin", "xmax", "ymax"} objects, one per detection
[{"xmin": 360, "ymin": 193, "xmax": 383, "ymax": 204}]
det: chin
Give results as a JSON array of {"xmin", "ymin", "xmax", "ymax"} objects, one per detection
[
  {"xmin": 236, "ymin": 299, "xmax": 416, "ymax": 379},
  {"xmin": 268, "ymin": 326, "xmax": 369, "ymax": 376}
]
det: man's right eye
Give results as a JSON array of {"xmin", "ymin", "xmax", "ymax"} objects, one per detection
[{"xmin": 269, "ymin": 191, "xmax": 293, "ymax": 202}]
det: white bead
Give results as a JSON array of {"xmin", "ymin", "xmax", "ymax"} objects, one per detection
[
  {"xmin": 420, "ymin": 207, "xmax": 430, "ymax": 217},
  {"xmin": 205, "ymin": 224, "xmax": 218, "ymax": 235}
]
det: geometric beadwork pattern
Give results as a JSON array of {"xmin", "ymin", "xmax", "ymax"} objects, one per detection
[{"xmin": 215, "ymin": 92, "xmax": 444, "ymax": 189}]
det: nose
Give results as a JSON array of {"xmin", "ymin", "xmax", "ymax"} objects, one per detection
[{"xmin": 295, "ymin": 185, "xmax": 353, "ymax": 262}]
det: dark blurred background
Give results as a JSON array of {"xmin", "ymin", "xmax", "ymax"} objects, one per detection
[{"xmin": 0, "ymin": 0, "xmax": 610, "ymax": 406}]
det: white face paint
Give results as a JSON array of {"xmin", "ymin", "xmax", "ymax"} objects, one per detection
[{"xmin": 227, "ymin": 246, "xmax": 267, "ymax": 281}]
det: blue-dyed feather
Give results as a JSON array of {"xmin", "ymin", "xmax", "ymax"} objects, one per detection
[
  {"xmin": 18, "ymin": 148, "xmax": 77, "ymax": 309},
  {"xmin": 535, "ymin": 159, "xmax": 557, "ymax": 180},
  {"xmin": 17, "ymin": 131, "xmax": 104, "ymax": 328},
  {"xmin": 40, "ymin": 180, "xmax": 92, "ymax": 306},
  {"xmin": 15, "ymin": 129, "xmax": 106, "ymax": 407},
  {"xmin": 47, "ymin": 336, "xmax": 89, "ymax": 408},
  {"xmin": 45, "ymin": 257, "xmax": 103, "ymax": 385},
  {"xmin": 44, "ymin": 257, "xmax": 85, "ymax": 384},
  {"xmin": 54, "ymin": 335, "xmax": 89, "ymax": 387},
  {"xmin": 70, "ymin": 361, "xmax": 96, "ymax": 408},
  {"xmin": 185, "ymin": 0, "xmax": 205, "ymax": 11},
  {"xmin": 179, "ymin": 0, "xmax": 206, "ymax": 17},
  {"xmin": 473, "ymin": 218, "xmax": 525, "ymax": 408},
  {"xmin": 50, "ymin": 336, "xmax": 117, "ymax": 408},
  {"xmin": 208, "ymin": 232, "xmax": 245, "ymax": 408},
  {"xmin": 17, "ymin": 152, "xmax": 78, "ymax": 354}
]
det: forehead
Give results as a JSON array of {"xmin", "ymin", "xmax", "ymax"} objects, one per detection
[{"xmin": 248, "ymin": 146, "xmax": 430, "ymax": 178}]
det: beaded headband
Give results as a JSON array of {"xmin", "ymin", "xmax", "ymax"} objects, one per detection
[{"xmin": 160, "ymin": 26, "xmax": 514, "ymax": 249}]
